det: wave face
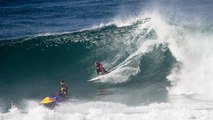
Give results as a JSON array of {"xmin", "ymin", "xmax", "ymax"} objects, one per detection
[
  {"xmin": 1, "ymin": 12, "xmax": 213, "ymax": 118},
  {"xmin": 0, "ymin": 17, "xmax": 176, "ymax": 110},
  {"xmin": 1, "ymin": 10, "xmax": 213, "ymax": 108},
  {"xmin": 1, "ymin": 14, "xmax": 213, "ymax": 120}
]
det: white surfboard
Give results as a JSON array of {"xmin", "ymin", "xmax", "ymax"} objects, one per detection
[{"xmin": 88, "ymin": 74, "xmax": 107, "ymax": 82}]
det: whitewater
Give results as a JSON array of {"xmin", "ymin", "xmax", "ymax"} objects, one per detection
[{"xmin": 1, "ymin": 0, "xmax": 213, "ymax": 119}]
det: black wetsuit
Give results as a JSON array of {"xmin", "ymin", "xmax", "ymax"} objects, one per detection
[{"xmin": 59, "ymin": 85, "xmax": 68, "ymax": 98}]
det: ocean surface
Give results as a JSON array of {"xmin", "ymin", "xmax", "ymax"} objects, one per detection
[{"xmin": 1, "ymin": 0, "xmax": 213, "ymax": 120}]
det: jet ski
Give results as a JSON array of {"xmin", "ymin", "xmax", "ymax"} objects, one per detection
[{"xmin": 40, "ymin": 94, "xmax": 67, "ymax": 109}]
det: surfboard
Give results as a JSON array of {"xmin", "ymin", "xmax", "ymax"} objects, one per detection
[{"xmin": 88, "ymin": 74, "xmax": 107, "ymax": 82}]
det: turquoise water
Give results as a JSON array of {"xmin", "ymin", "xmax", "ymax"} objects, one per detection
[{"xmin": 0, "ymin": 20, "xmax": 175, "ymax": 109}]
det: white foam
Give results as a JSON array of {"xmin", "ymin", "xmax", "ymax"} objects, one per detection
[
  {"xmin": 1, "ymin": 100, "xmax": 213, "ymax": 120},
  {"xmin": 106, "ymin": 10, "xmax": 213, "ymax": 100},
  {"xmin": 96, "ymin": 40, "xmax": 156, "ymax": 84},
  {"xmin": 167, "ymin": 29, "xmax": 213, "ymax": 99},
  {"xmin": 141, "ymin": 11, "xmax": 213, "ymax": 100}
]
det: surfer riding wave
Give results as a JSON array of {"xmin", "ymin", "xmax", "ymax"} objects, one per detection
[{"xmin": 95, "ymin": 61, "xmax": 108, "ymax": 75}]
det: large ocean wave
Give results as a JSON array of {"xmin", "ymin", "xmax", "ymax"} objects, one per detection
[{"xmin": 1, "ymin": 11, "xmax": 213, "ymax": 119}]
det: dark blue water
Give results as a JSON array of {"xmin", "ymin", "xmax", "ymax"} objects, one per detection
[
  {"xmin": 0, "ymin": 0, "xmax": 146, "ymax": 40},
  {"xmin": 1, "ymin": 0, "xmax": 213, "ymax": 40}
]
